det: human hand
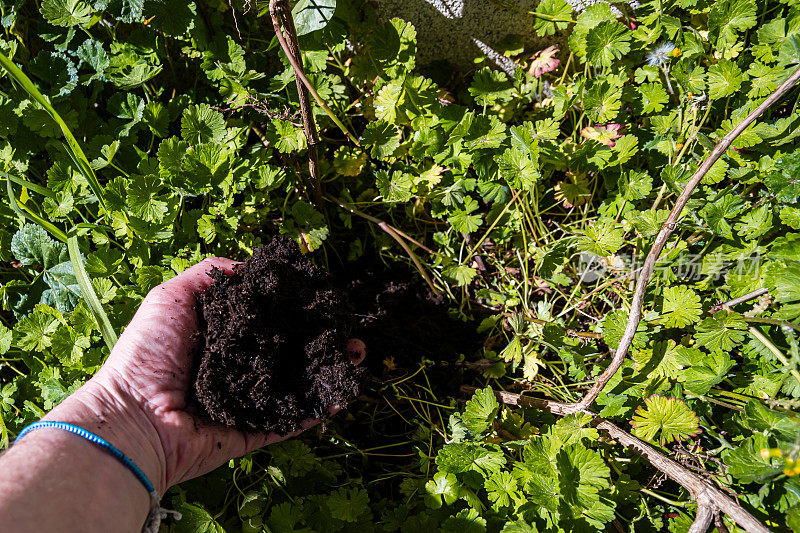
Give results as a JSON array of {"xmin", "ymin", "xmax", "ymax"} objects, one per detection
[{"xmin": 45, "ymin": 258, "xmax": 365, "ymax": 495}]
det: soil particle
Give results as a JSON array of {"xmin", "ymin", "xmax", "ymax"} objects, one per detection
[{"xmin": 193, "ymin": 238, "xmax": 364, "ymax": 434}]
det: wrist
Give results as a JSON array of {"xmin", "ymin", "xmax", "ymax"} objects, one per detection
[{"xmin": 43, "ymin": 378, "xmax": 168, "ymax": 495}]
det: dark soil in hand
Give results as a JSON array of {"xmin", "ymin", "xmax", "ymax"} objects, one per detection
[{"xmin": 193, "ymin": 238, "xmax": 363, "ymax": 434}]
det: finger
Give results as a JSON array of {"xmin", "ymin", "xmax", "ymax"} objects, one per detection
[
  {"xmin": 258, "ymin": 417, "xmax": 322, "ymax": 447},
  {"xmin": 162, "ymin": 257, "xmax": 241, "ymax": 294},
  {"xmin": 345, "ymin": 338, "xmax": 366, "ymax": 365}
]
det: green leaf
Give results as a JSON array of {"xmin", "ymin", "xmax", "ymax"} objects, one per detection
[
  {"xmin": 634, "ymin": 340, "xmax": 686, "ymax": 381},
  {"xmin": 464, "ymin": 115, "xmax": 507, "ymax": 151},
  {"xmin": 603, "ymin": 309, "xmax": 647, "ymax": 350},
  {"xmin": 524, "ymin": 472, "xmax": 560, "ymax": 512},
  {"xmin": 368, "ymin": 18, "xmax": 416, "ymax": 78},
  {"xmin": 326, "ymin": 487, "xmax": 369, "ymax": 522},
  {"xmin": 127, "ymin": 175, "xmax": 170, "ymax": 222},
  {"xmin": 51, "ymin": 323, "xmax": 90, "ymax": 366},
  {"xmin": 291, "ymin": 0, "xmax": 336, "ymax": 36},
  {"xmin": 742, "ymin": 400, "xmax": 800, "ymax": 443},
  {"xmin": 569, "ymin": 2, "xmax": 615, "ymax": 58},
  {"xmin": 462, "ymin": 386, "xmax": 499, "ymax": 435},
  {"xmin": 556, "ymin": 443, "xmax": 612, "ymax": 522},
  {"xmin": 442, "ymin": 263, "xmax": 477, "ymax": 287},
  {"xmin": 583, "ymin": 81, "xmax": 621, "ymax": 122},
  {"xmin": 77, "ymin": 39, "xmax": 109, "ymax": 81},
  {"xmin": 765, "ymin": 261, "xmax": 800, "ymax": 304},
  {"xmin": 43, "ymin": 191, "xmax": 74, "ymax": 220},
  {"xmin": 496, "ymin": 146, "xmax": 540, "ymax": 191},
  {"xmin": 11, "ymin": 224, "xmax": 81, "ymax": 312},
  {"xmin": 533, "ymin": 0, "xmax": 572, "ymax": 36},
  {"xmin": 181, "ymin": 104, "xmax": 226, "ymax": 145},
  {"xmin": 660, "ymin": 285, "xmax": 702, "ymax": 328},
  {"xmin": 500, "ymin": 521, "xmax": 537, "ymax": 533},
  {"xmin": 780, "ymin": 35, "xmax": 800, "ymax": 67},
  {"xmin": 173, "ymin": 502, "xmax": 226, "ymax": 533},
  {"xmin": 425, "ymin": 472, "xmax": 459, "ymax": 509},
  {"xmin": 280, "ymin": 200, "xmax": 329, "ymax": 252},
  {"xmin": 631, "ymin": 396, "xmax": 700, "ymax": 444},
  {"xmin": 14, "ymin": 304, "xmax": 61, "ymax": 351},
  {"xmin": 682, "ymin": 351, "xmax": 734, "ymax": 395},
  {"xmin": 120, "ymin": 0, "xmax": 144, "ymax": 23},
  {"xmin": 29, "ymin": 51, "xmax": 78, "ymax": 97},
  {"xmin": 695, "ymin": 311, "xmax": 747, "ymax": 353},
  {"xmin": 735, "ymin": 205, "xmax": 773, "ymax": 240},
  {"xmin": 374, "ymin": 80, "xmax": 404, "ymax": 124},
  {"xmin": 709, "ymin": 0, "xmax": 757, "ymax": 48},
  {"xmin": 469, "ymin": 68, "xmax": 514, "ymax": 106},
  {"xmin": 722, "ymin": 433, "xmax": 781, "ymax": 483},
  {"xmin": 765, "ymin": 152, "xmax": 800, "ymax": 203},
  {"xmin": 266, "ymin": 119, "xmax": 307, "ymax": 154},
  {"xmin": 629, "ymin": 209, "xmax": 669, "ymax": 238},
  {"xmin": 636, "ymin": 82, "xmax": 669, "ymax": 114},
  {"xmin": 143, "ymin": 0, "xmax": 197, "ymax": 37},
  {"xmin": 449, "ymin": 197, "xmax": 482, "ymax": 234},
  {"xmin": 443, "ymin": 509, "xmax": 486, "ymax": 533},
  {"xmin": 484, "ymin": 471, "xmax": 519, "ymax": 508},
  {"xmin": 37, "ymin": 366, "xmax": 81, "ymax": 409},
  {"xmin": 554, "ymin": 413, "xmax": 599, "ymax": 445},
  {"xmin": 579, "ymin": 220, "xmax": 625, "ymax": 256},
  {"xmin": 0, "ymin": 325, "xmax": 11, "ymax": 355},
  {"xmin": 618, "ymin": 170, "xmax": 652, "ymax": 201},
  {"xmin": 707, "ymin": 60, "xmax": 743, "ymax": 99},
  {"xmin": 585, "ymin": 21, "xmax": 631, "ymax": 68},
  {"xmin": 361, "ymin": 120, "xmax": 401, "ymax": 160},
  {"xmin": 376, "ymin": 170, "xmax": 414, "ymax": 202},
  {"xmin": 40, "ymin": 0, "xmax": 91, "ymax": 27},
  {"xmin": 436, "ymin": 443, "xmax": 506, "ymax": 475},
  {"xmin": 780, "ymin": 207, "xmax": 800, "ymax": 230}
]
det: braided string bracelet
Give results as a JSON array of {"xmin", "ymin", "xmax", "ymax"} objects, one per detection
[{"xmin": 14, "ymin": 421, "xmax": 181, "ymax": 533}]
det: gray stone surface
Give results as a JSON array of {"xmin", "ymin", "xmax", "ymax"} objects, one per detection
[
  {"xmin": 371, "ymin": 0, "xmax": 632, "ymax": 70},
  {"xmin": 372, "ymin": 0, "xmax": 540, "ymax": 68}
]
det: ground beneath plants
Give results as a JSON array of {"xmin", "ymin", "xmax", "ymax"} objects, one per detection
[
  {"xmin": 343, "ymin": 270, "xmax": 482, "ymax": 378},
  {"xmin": 193, "ymin": 237, "xmax": 363, "ymax": 434}
]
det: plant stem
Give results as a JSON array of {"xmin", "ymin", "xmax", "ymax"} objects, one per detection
[
  {"xmin": 268, "ymin": 0, "xmax": 359, "ymax": 148},
  {"xmin": 749, "ymin": 326, "xmax": 800, "ymax": 390},
  {"xmin": 268, "ymin": 0, "xmax": 322, "ymax": 207}
]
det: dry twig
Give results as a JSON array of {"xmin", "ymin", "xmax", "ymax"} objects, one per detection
[
  {"xmin": 268, "ymin": 0, "xmax": 359, "ymax": 148},
  {"xmin": 268, "ymin": 0, "xmax": 322, "ymax": 206},
  {"xmin": 462, "ymin": 386, "xmax": 769, "ymax": 533},
  {"xmin": 565, "ymin": 66, "xmax": 800, "ymax": 414}
]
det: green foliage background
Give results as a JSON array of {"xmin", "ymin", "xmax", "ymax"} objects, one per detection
[{"xmin": 2, "ymin": 0, "xmax": 800, "ymax": 530}]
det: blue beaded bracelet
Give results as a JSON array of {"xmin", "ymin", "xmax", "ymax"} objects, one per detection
[
  {"xmin": 15, "ymin": 421, "xmax": 156, "ymax": 494},
  {"xmin": 13, "ymin": 421, "xmax": 179, "ymax": 532}
]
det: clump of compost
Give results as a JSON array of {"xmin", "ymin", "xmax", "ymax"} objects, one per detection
[{"xmin": 193, "ymin": 237, "xmax": 363, "ymax": 434}]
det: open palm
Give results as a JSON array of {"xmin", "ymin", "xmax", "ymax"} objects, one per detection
[{"xmin": 69, "ymin": 258, "xmax": 363, "ymax": 491}]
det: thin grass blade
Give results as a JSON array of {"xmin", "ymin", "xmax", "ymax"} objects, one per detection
[
  {"xmin": 5, "ymin": 173, "xmax": 68, "ymax": 242},
  {"xmin": 0, "ymin": 51, "xmax": 108, "ymax": 214},
  {"xmin": 67, "ymin": 235, "xmax": 118, "ymax": 350}
]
